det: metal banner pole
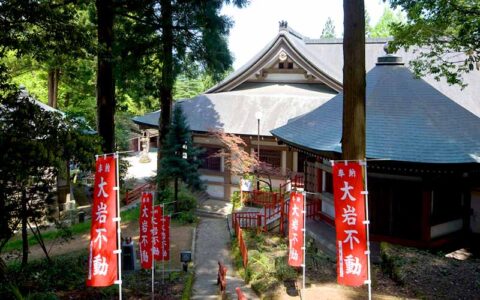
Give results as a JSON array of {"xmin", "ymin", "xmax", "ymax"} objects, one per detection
[
  {"xmin": 151, "ymin": 191, "xmax": 155, "ymax": 300},
  {"xmin": 162, "ymin": 204, "xmax": 165, "ymax": 286},
  {"xmin": 302, "ymin": 191, "xmax": 306, "ymax": 299},
  {"xmin": 363, "ymin": 160, "xmax": 372, "ymax": 300},
  {"xmin": 114, "ymin": 152, "xmax": 123, "ymax": 300}
]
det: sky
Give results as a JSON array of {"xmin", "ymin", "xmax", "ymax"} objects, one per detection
[{"xmin": 221, "ymin": 0, "xmax": 389, "ymax": 70}]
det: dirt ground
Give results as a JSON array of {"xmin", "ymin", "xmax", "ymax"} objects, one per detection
[{"xmin": 3, "ymin": 220, "xmax": 194, "ymax": 270}]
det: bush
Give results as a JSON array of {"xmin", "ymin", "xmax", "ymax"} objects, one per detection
[
  {"xmin": 275, "ymin": 256, "xmax": 297, "ymax": 281},
  {"xmin": 231, "ymin": 191, "xmax": 242, "ymax": 211},
  {"xmin": 0, "ymin": 250, "xmax": 88, "ymax": 299}
]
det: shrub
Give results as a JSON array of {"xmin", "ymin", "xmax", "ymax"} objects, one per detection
[
  {"xmin": 275, "ymin": 256, "xmax": 297, "ymax": 281},
  {"xmin": 231, "ymin": 191, "xmax": 243, "ymax": 211}
]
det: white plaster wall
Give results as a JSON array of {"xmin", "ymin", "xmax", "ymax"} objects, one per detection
[
  {"xmin": 321, "ymin": 198, "xmax": 335, "ymax": 219},
  {"xmin": 200, "ymin": 175, "xmax": 224, "ymax": 183},
  {"xmin": 430, "ymin": 219, "xmax": 463, "ymax": 239}
]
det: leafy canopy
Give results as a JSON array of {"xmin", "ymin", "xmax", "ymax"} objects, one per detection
[{"xmin": 388, "ymin": 0, "xmax": 480, "ymax": 86}]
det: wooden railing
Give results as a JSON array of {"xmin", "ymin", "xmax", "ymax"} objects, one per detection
[
  {"xmin": 125, "ymin": 182, "xmax": 152, "ymax": 204},
  {"xmin": 235, "ymin": 222, "xmax": 248, "ymax": 268}
]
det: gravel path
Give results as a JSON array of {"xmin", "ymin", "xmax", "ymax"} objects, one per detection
[{"xmin": 192, "ymin": 218, "xmax": 258, "ymax": 299}]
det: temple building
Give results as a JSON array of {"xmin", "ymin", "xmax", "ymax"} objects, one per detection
[{"xmin": 133, "ymin": 22, "xmax": 480, "ymax": 246}]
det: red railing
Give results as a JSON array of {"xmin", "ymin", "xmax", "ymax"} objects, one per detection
[
  {"xmin": 217, "ymin": 261, "xmax": 228, "ymax": 294},
  {"xmin": 291, "ymin": 174, "xmax": 304, "ymax": 189},
  {"xmin": 125, "ymin": 182, "xmax": 152, "ymax": 204},
  {"xmin": 233, "ymin": 212, "xmax": 261, "ymax": 231},
  {"xmin": 306, "ymin": 196, "xmax": 321, "ymax": 220},
  {"xmin": 235, "ymin": 222, "xmax": 248, "ymax": 268},
  {"xmin": 236, "ymin": 287, "xmax": 247, "ymax": 300},
  {"xmin": 250, "ymin": 190, "xmax": 279, "ymax": 207}
]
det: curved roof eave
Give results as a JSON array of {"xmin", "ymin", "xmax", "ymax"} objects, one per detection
[{"xmin": 206, "ymin": 29, "xmax": 343, "ymax": 93}]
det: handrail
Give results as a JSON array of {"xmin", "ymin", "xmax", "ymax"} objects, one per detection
[{"xmin": 125, "ymin": 182, "xmax": 152, "ymax": 204}]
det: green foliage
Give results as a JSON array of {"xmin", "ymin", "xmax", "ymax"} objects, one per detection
[
  {"xmin": 231, "ymin": 191, "xmax": 243, "ymax": 211},
  {"xmin": 388, "ymin": 0, "xmax": 480, "ymax": 86},
  {"xmin": 369, "ymin": 7, "xmax": 405, "ymax": 38},
  {"xmin": 274, "ymin": 256, "xmax": 297, "ymax": 281},
  {"xmin": 159, "ymin": 185, "xmax": 197, "ymax": 223},
  {"xmin": 0, "ymin": 250, "xmax": 88, "ymax": 299},
  {"xmin": 231, "ymin": 229, "xmax": 298, "ymax": 296},
  {"xmin": 181, "ymin": 271, "xmax": 194, "ymax": 300},
  {"xmin": 158, "ymin": 106, "xmax": 204, "ymax": 210},
  {"xmin": 0, "ymin": 89, "xmax": 100, "ymax": 259},
  {"xmin": 321, "ymin": 17, "xmax": 336, "ymax": 38}
]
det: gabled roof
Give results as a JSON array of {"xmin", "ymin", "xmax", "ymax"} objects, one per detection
[
  {"xmin": 271, "ymin": 56, "xmax": 480, "ymax": 164},
  {"xmin": 209, "ymin": 24, "xmax": 480, "ymax": 118},
  {"xmin": 206, "ymin": 26, "xmax": 346, "ymax": 93}
]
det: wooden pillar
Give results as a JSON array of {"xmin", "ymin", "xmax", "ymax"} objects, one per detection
[
  {"xmin": 292, "ymin": 151, "xmax": 298, "ymax": 172},
  {"xmin": 281, "ymin": 150, "xmax": 287, "ymax": 176},
  {"xmin": 421, "ymin": 189, "xmax": 432, "ymax": 242}
]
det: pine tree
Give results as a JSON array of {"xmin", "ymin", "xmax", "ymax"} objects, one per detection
[{"xmin": 158, "ymin": 105, "xmax": 203, "ymax": 212}]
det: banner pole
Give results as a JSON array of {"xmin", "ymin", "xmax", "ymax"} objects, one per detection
[
  {"xmin": 115, "ymin": 152, "xmax": 123, "ymax": 300},
  {"xmin": 162, "ymin": 204, "xmax": 165, "ymax": 286},
  {"xmin": 151, "ymin": 192, "xmax": 155, "ymax": 300},
  {"xmin": 302, "ymin": 191, "xmax": 306, "ymax": 299},
  {"xmin": 363, "ymin": 160, "xmax": 372, "ymax": 300}
]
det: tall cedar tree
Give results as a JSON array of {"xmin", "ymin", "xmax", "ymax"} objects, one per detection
[
  {"xmin": 158, "ymin": 106, "xmax": 203, "ymax": 212},
  {"xmin": 154, "ymin": 0, "xmax": 247, "ymax": 194},
  {"xmin": 342, "ymin": 0, "xmax": 366, "ymax": 160},
  {"xmin": 96, "ymin": 0, "xmax": 116, "ymax": 153},
  {"xmin": 0, "ymin": 1, "xmax": 93, "ymax": 110},
  {"xmin": 388, "ymin": 0, "xmax": 480, "ymax": 86}
]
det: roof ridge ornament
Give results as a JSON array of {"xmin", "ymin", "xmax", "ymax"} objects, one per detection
[
  {"xmin": 279, "ymin": 20, "xmax": 288, "ymax": 32},
  {"xmin": 377, "ymin": 43, "xmax": 404, "ymax": 65}
]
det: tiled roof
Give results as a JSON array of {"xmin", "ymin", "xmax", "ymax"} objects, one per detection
[
  {"xmin": 271, "ymin": 57, "xmax": 480, "ymax": 164},
  {"xmin": 132, "ymin": 83, "xmax": 337, "ymax": 136}
]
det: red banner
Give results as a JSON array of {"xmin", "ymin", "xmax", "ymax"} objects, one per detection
[
  {"xmin": 288, "ymin": 192, "xmax": 304, "ymax": 267},
  {"xmin": 139, "ymin": 192, "xmax": 153, "ymax": 269},
  {"xmin": 152, "ymin": 205, "xmax": 162, "ymax": 261},
  {"xmin": 87, "ymin": 155, "xmax": 118, "ymax": 287},
  {"xmin": 159, "ymin": 215, "xmax": 170, "ymax": 261},
  {"xmin": 332, "ymin": 161, "xmax": 368, "ymax": 287}
]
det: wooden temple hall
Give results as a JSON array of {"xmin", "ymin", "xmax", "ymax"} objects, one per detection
[{"xmin": 133, "ymin": 22, "xmax": 480, "ymax": 248}]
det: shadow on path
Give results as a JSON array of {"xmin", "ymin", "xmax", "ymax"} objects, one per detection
[{"xmin": 192, "ymin": 218, "xmax": 258, "ymax": 299}]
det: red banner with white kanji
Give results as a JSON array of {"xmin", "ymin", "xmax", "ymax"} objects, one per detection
[
  {"xmin": 139, "ymin": 192, "xmax": 153, "ymax": 269},
  {"xmin": 152, "ymin": 205, "xmax": 162, "ymax": 261},
  {"xmin": 159, "ymin": 215, "xmax": 170, "ymax": 261},
  {"xmin": 288, "ymin": 192, "xmax": 304, "ymax": 267},
  {"xmin": 332, "ymin": 161, "xmax": 368, "ymax": 287},
  {"xmin": 87, "ymin": 155, "xmax": 118, "ymax": 287}
]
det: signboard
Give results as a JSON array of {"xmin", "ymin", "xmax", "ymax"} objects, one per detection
[
  {"xmin": 87, "ymin": 155, "xmax": 118, "ymax": 287},
  {"xmin": 332, "ymin": 161, "xmax": 368, "ymax": 286},
  {"xmin": 159, "ymin": 215, "xmax": 170, "ymax": 261},
  {"xmin": 152, "ymin": 205, "xmax": 162, "ymax": 261},
  {"xmin": 139, "ymin": 192, "xmax": 153, "ymax": 269},
  {"xmin": 288, "ymin": 191, "xmax": 304, "ymax": 267}
]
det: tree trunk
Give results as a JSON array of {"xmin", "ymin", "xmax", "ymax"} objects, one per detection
[
  {"xmin": 96, "ymin": 0, "xmax": 115, "ymax": 154},
  {"xmin": 21, "ymin": 190, "xmax": 28, "ymax": 267},
  {"xmin": 342, "ymin": 0, "xmax": 366, "ymax": 160},
  {"xmin": 47, "ymin": 68, "xmax": 60, "ymax": 109},
  {"xmin": 157, "ymin": 0, "xmax": 174, "ymax": 195}
]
